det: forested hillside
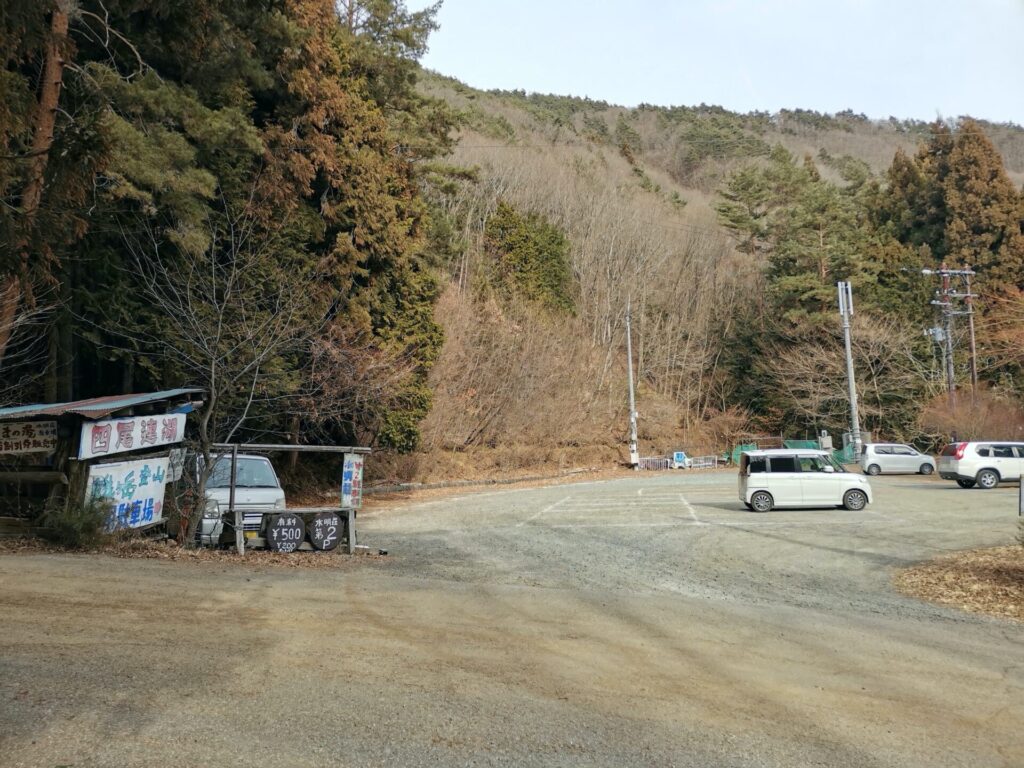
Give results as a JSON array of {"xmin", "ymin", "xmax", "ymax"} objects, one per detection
[
  {"xmin": 1, "ymin": 0, "xmax": 453, "ymax": 472},
  {"xmin": 414, "ymin": 75, "xmax": 1024, "ymax": 474},
  {"xmin": 4, "ymin": 2, "xmax": 1024, "ymax": 483}
]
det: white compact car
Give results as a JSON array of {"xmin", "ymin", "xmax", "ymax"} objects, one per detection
[
  {"xmin": 860, "ymin": 443, "xmax": 936, "ymax": 476},
  {"xmin": 738, "ymin": 449, "xmax": 872, "ymax": 512},
  {"xmin": 938, "ymin": 441, "xmax": 1024, "ymax": 489}
]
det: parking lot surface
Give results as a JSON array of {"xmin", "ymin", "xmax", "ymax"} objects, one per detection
[{"xmin": 2, "ymin": 471, "xmax": 1022, "ymax": 767}]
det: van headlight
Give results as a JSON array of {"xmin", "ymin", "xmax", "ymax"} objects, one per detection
[
  {"xmin": 203, "ymin": 499, "xmax": 221, "ymax": 519},
  {"xmin": 274, "ymin": 498, "xmax": 286, "ymax": 510}
]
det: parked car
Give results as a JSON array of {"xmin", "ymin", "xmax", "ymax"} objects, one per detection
[
  {"xmin": 738, "ymin": 449, "xmax": 872, "ymax": 512},
  {"xmin": 197, "ymin": 454, "xmax": 286, "ymax": 545},
  {"xmin": 859, "ymin": 443, "xmax": 935, "ymax": 476},
  {"xmin": 938, "ymin": 441, "xmax": 1024, "ymax": 489}
]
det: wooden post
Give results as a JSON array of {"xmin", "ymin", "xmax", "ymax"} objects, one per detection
[
  {"xmin": 346, "ymin": 508, "xmax": 356, "ymax": 555},
  {"xmin": 229, "ymin": 445, "xmax": 242, "ymax": 555}
]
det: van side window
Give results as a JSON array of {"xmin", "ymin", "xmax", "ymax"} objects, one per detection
[
  {"xmin": 748, "ymin": 457, "xmax": 766, "ymax": 473},
  {"xmin": 769, "ymin": 456, "xmax": 798, "ymax": 473},
  {"xmin": 875, "ymin": 446, "xmax": 892, "ymax": 455}
]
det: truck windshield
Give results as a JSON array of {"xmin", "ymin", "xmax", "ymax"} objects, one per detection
[{"xmin": 207, "ymin": 457, "xmax": 280, "ymax": 488}]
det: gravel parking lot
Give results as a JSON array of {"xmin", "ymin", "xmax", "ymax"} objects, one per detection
[{"xmin": 2, "ymin": 471, "xmax": 1022, "ymax": 767}]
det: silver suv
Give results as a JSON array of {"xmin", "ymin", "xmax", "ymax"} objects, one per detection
[
  {"xmin": 859, "ymin": 443, "xmax": 935, "ymax": 476},
  {"xmin": 938, "ymin": 441, "xmax": 1024, "ymax": 489}
]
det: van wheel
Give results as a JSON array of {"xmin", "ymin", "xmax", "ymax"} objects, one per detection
[
  {"xmin": 956, "ymin": 478, "xmax": 976, "ymax": 489},
  {"xmin": 918, "ymin": 463, "xmax": 934, "ymax": 475},
  {"xmin": 976, "ymin": 469, "xmax": 1000, "ymax": 489},
  {"xmin": 866, "ymin": 464, "xmax": 881, "ymax": 476},
  {"xmin": 843, "ymin": 489, "xmax": 868, "ymax": 511},
  {"xmin": 749, "ymin": 491, "xmax": 773, "ymax": 513}
]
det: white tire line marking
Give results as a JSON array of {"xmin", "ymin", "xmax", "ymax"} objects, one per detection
[
  {"xmin": 369, "ymin": 518, "xmax": 911, "ymax": 534},
  {"xmin": 680, "ymin": 493, "xmax": 703, "ymax": 525},
  {"xmin": 517, "ymin": 495, "xmax": 571, "ymax": 527}
]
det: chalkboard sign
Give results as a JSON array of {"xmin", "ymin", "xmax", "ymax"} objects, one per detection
[
  {"xmin": 266, "ymin": 514, "xmax": 305, "ymax": 553},
  {"xmin": 309, "ymin": 511, "xmax": 342, "ymax": 551}
]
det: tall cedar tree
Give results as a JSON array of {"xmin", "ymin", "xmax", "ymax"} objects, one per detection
[{"xmin": 943, "ymin": 119, "xmax": 1024, "ymax": 292}]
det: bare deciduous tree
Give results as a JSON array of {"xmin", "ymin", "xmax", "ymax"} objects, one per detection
[{"xmin": 121, "ymin": 196, "xmax": 324, "ymax": 543}]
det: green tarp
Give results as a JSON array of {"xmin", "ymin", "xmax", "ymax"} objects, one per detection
[{"xmin": 783, "ymin": 439, "xmax": 819, "ymax": 449}]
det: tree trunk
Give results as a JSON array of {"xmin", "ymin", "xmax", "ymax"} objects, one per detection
[{"xmin": 0, "ymin": 5, "xmax": 70, "ymax": 366}]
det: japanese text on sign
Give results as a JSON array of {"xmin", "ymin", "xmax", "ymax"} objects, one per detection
[
  {"xmin": 0, "ymin": 421, "xmax": 57, "ymax": 455},
  {"xmin": 78, "ymin": 413, "xmax": 185, "ymax": 460},
  {"xmin": 341, "ymin": 453, "xmax": 364, "ymax": 509},
  {"xmin": 86, "ymin": 457, "xmax": 169, "ymax": 530}
]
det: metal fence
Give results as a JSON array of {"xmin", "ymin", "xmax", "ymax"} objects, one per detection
[
  {"xmin": 637, "ymin": 456, "xmax": 671, "ymax": 471},
  {"xmin": 689, "ymin": 455, "xmax": 720, "ymax": 470},
  {"xmin": 638, "ymin": 455, "xmax": 720, "ymax": 471}
]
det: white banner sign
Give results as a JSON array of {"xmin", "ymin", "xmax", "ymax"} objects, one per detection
[
  {"xmin": 0, "ymin": 421, "xmax": 57, "ymax": 455},
  {"xmin": 87, "ymin": 457, "xmax": 169, "ymax": 530},
  {"xmin": 78, "ymin": 413, "xmax": 186, "ymax": 460},
  {"xmin": 341, "ymin": 453, "xmax": 364, "ymax": 509}
]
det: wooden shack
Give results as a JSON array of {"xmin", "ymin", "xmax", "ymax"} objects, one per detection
[{"xmin": 0, "ymin": 389, "xmax": 203, "ymax": 535}]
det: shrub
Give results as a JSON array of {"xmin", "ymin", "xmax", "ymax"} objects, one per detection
[{"xmin": 38, "ymin": 496, "xmax": 113, "ymax": 549}]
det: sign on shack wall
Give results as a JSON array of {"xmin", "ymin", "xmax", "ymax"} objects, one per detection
[
  {"xmin": 78, "ymin": 413, "xmax": 185, "ymax": 460},
  {"xmin": 86, "ymin": 457, "xmax": 169, "ymax": 530},
  {"xmin": 341, "ymin": 453, "xmax": 364, "ymax": 508},
  {"xmin": 0, "ymin": 421, "xmax": 57, "ymax": 455}
]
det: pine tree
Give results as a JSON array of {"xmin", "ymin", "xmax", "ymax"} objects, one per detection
[{"xmin": 943, "ymin": 119, "xmax": 1024, "ymax": 292}]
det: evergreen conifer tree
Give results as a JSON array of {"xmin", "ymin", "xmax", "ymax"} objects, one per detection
[{"xmin": 943, "ymin": 119, "xmax": 1024, "ymax": 291}]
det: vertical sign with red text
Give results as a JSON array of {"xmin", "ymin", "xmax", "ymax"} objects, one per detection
[{"xmin": 341, "ymin": 453, "xmax": 364, "ymax": 509}]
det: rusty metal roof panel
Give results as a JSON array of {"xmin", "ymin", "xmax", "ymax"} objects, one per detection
[{"xmin": 0, "ymin": 388, "xmax": 203, "ymax": 421}]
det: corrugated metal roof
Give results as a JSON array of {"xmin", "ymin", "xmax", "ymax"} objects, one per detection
[{"xmin": 0, "ymin": 388, "xmax": 204, "ymax": 421}]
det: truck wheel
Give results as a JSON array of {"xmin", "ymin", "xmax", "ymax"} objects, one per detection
[
  {"xmin": 843, "ymin": 489, "xmax": 868, "ymax": 511},
  {"xmin": 750, "ymin": 491, "xmax": 773, "ymax": 513},
  {"xmin": 976, "ymin": 469, "xmax": 1000, "ymax": 489}
]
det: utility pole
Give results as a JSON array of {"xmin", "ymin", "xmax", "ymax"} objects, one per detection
[
  {"xmin": 837, "ymin": 281, "xmax": 863, "ymax": 458},
  {"xmin": 922, "ymin": 263, "xmax": 977, "ymax": 407},
  {"xmin": 625, "ymin": 298, "xmax": 639, "ymax": 468},
  {"xmin": 964, "ymin": 266, "xmax": 978, "ymax": 395}
]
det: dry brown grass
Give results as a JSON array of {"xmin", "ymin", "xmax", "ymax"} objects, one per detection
[
  {"xmin": 918, "ymin": 388, "xmax": 1024, "ymax": 443},
  {"xmin": 894, "ymin": 545, "xmax": 1024, "ymax": 622}
]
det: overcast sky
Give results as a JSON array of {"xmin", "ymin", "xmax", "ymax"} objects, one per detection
[{"xmin": 408, "ymin": 0, "xmax": 1024, "ymax": 125}]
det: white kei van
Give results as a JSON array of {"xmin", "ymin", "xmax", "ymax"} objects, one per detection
[
  {"xmin": 197, "ymin": 454, "xmax": 287, "ymax": 545},
  {"xmin": 738, "ymin": 449, "xmax": 872, "ymax": 512}
]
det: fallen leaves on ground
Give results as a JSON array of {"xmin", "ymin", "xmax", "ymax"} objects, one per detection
[
  {"xmin": 0, "ymin": 536, "xmax": 386, "ymax": 569},
  {"xmin": 894, "ymin": 546, "xmax": 1024, "ymax": 622}
]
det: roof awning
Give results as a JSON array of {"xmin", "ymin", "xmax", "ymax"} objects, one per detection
[{"xmin": 0, "ymin": 388, "xmax": 204, "ymax": 421}]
